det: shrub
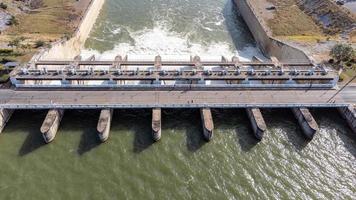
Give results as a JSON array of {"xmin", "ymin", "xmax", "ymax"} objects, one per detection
[
  {"xmin": 330, "ymin": 43, "xmax": 355, "ymax": 63},
  {"xmin": 8, "ymin": 38, "xmax": 21, "ymax": 48},
  {"xmin": 34, "ymin": 40, "xmax": 46, "ymax": 48},
  {"xmin": 6, "ymin": 16, "xmax": 18, "ymax": 26},
  {"xmin": 0, "ymin": 74, "xmax": 10, "ymax": 83},
  {"xmin": 0, "ymin": 49, "xmax": 14, "ymax": 55},
  {"xmin": 0, "ymin": 3, "xmax": 7, "ymax": 10}
]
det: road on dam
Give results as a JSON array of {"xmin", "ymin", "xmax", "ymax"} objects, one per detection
[{"xmin": 0, "ymin": 86, "xmax": 354, "ymax": 109}]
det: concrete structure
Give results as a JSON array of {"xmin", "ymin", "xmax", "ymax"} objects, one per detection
[
  {"xmin": 97, "ymin": 109, "xmax": 113, "ymax": 142},
  {"xmin": 338, "ymin": 106, "xmax": 356, "ymax": 133},
  {"xmin": 11, "ymin": 58, "xmax": 338, "ymax": 89},
  {"xmin": 0, "ymin": 109, "xmax": 14, "ymax": 133},
  {"xmin": 200, "ymin": 108, "xmax": 214, "ymax": 141},
  {"xmin": 291, "ymin": 108, "xmax": 319, "ymax": 139},
  {"xmin": 152, "ymin": 108, "xmax": 162, "ymax": 141},
  {"xmin": 0, "ymin": 89, "xmax": 354, "ymax": 109},
  {"xmin": 235, "ymin": 0, "xmax": 311, "ymax": 63},
  {"xmin": 34, "ymin": 0, "xmax": 105, "ymax": 60},
  {"xmin": 246, "ymin": 108, "xmax": 267, "ymax": 140},
  {"xmin": 40, "ymin": 109, "xmax": 64, "ymax": 143}
]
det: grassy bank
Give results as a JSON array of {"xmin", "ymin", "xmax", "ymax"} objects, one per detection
[
  {"xmin": 0, "ymin": 0, "xmax": 91, "ymax": 83},
  {"xmin": 266, "ymin": 0, "xmax": 326, "ymax": 41},
  {"xmin": 0, "ymin": 0, "xmax": 90, "ymax": 63},
  {"xmin": 266, "ymin": 0, "xmax": 355, "ymax": 42}
]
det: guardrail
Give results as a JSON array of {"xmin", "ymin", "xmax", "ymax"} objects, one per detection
[
  {"xmin": 0, "ymin": 103, "xmax": 350, "ymax": 109},
  {"xmin": 14, "ymin": 83, "xmax": 337, "ymax": 89}
]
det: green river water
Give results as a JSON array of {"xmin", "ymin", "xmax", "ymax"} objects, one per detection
[{"xmin": 0, "ymin": 0, "xmax": 355, "ymax": 199}]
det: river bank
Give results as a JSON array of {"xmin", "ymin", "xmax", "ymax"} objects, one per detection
[{"xmin": 0, "ymin": 0, "xmax": 93, "ymax": 82}]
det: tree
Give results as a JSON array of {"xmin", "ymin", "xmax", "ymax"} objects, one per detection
[
  {"xmin": 0, "ymin": 3, "xmax": 7, "ymax": 10},
  {"xmin": 6, "ymin": 16, "xmax": 18, "ymax": 26},
  {"xmin": 8, "ymin": 38, "xmax": 21, "ymax": 49},
  {"xmin": 34, "ymin": 40, "xmax": 46, "ymax": 48},
  {"xmin": 330, "ymin": 44, "xmax": 355, "ymax": 63}
]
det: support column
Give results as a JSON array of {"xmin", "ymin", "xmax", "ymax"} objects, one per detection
[
  {"xmin": 246, "ymin": 108, "xmax": 267, "ymax": 140},
  {"xmin": 153, "ymin": 56, "xmax": 162, "ymax": 85},
  {"xmin": 291, "ymin": 108, "xmax": 319, "ymax": 139},
  {"xmin": 338, "ymin": 106, "xmax": 356, "ymax": 133},
  {"xmin": 154, "ymin": 55, "xmax": 162, "ymax": 70},
  {"xmin": 152, "ymin": 108, "xmax": 161, "ymax": 141},
  {"xmin": 97, "ymin": 109, "xmax": 113, "ymax": 142},
  {"xmin": 0, "ymin": 109, "xmax": 14, "ymax": 133},
  {"xmin": 40, "ymin": 109, "xmax": 64, "ymax": 143},
  {"xmin": 200, "ymin": 108, "xmax": 214, "ymax": 141}
]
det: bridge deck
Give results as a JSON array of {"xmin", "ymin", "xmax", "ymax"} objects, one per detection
[{"xmin": 0, "ymin": 86, "xmax": 354, "ymax": 109}]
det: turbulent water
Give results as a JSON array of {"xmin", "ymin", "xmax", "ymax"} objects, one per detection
[
  {"xmin": 81, "ymin": 0, "xmax": 263, "ymax": 61},
  {"xmin": 0, "ymin": 0, "xmax": 355, "ymax": 199}
]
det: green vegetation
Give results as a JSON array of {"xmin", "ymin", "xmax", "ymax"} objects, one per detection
[
  {"xmin": 330, "ymin": 44, "xmax": 356, "ymax": 82},
  {"xmin": 0, "ymin": 74, "xmax": 10, "ymax": 83},
  {"xmin": 6, "ymin": 16, "xmax": 18, "ymax": 26},
  {"xmin": 330, "ymin": 44, "xmax": 355, "ymax": 63},
  {"xmin": 34, "ymin": 40, "xmax": 46, "ymax": 48},
  {"xmin": 0, "ymin": 2, "xmax": 8, "ymax": 10}
]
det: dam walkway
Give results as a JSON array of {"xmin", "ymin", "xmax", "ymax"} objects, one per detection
[{"xmin": 0, "ymin": 87, "xmax": 354, "ymax": 109}]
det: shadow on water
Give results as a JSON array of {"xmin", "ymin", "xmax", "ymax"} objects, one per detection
[
  {"xmin": 67, "ymin": 110, "xmax": 102, "ymax": 155},
  {"xmin": 263, "ymin": 109, "xmax": 311, "ymax": 151},
  {"xmin": 162, "ymin": 109, "xmax": 206, "ymax": 152},
  {"xmin": 213, "ymin": 108, "xmax": 260, "ymax": 152},
  {"xmin": 185, "ymin": 109, "xmax": 207, "ymax": 152},
  {"xmin": 11, "ymin": 110, "xmax": 48, "ymax": 156},
  {"xmin": 74, "ymin": 110, "xmax": 101, "ymax": 155},
  {"xmin": 19, "ymin": 129, "xmax": 47, "ymax": 156},
  {"xmin": 311, "ymin": 108, "xmax": 356, "ymax": 158},
  {"xmin": 223, "ymin": 0, "xmax": 256, "ymax": 51},
  {"xmin": 116, "ymin": 109, "xmax": 155, "ymax": 154}
]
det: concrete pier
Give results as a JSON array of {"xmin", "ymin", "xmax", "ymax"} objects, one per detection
[
  {"xmin": 40, "ymin": 109, "xmax": 64, "ymax": 143},
  {"xmin": 0, "ymin": 109, "xmax": 14, "ymax": 133},
  {"xmin": 246, "ymin": 108, "xmax": 267, "ymax": 140},
  {"xmin": 338, "ymin": 106, "xmax": 356, "ymax": 133},
  {"xmin": 152, "ymin": 108, "xmax": 161, "ymax": 141},
  {"xmin": 291, "ymin": 108, "xmax": 319, "ymax": 139},
  {"xmin": 200, "ymin": 108, "xmax": 214, "ymax": 141},
  {"xmin": 97, "ymin": 109, "xmax": 113, "ymax": 142}
]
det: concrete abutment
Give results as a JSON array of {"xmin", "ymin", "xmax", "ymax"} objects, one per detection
[
  {"xmin": 97, "ymin": 109, "xmax": 113, "ymax": 142},
  {"xmin": 40, "ymin": 109, "xmax": 64, "ymax": 143},
  {"xmin": 338, "ymin": 106, "xmax": 356, "ymax": 134},
  {"xmin": 200, "ymin": 108, "xmax": 214, "ymax": 141},
  {"xmin": 291, "ymin": 108, "xmax": 319, "ymax": 139},
  {"xmin": 152, "ymin": 108, "xmax": 162, "ymax": 141},
  {"xmin": 0, "ymin": 109, "xmax": 14, "ymax": 134},
  {"xmin": 246, "ymin": 108, "xmax": 267, "ymax": 140}
]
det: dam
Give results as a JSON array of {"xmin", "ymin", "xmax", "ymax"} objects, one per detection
[{"xmin": 0, "ymin": 0, "xmax": 355, "ymax": 199}]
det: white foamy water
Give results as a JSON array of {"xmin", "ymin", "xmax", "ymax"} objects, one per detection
[{"xmin": 81, "ymin": 24, "xmax": 265, "ymax": 62}]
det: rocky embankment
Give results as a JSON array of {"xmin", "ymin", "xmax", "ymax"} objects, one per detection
[
  {"xmin": 258, "ymin": 0, "xmax": 355, "ymax": 62},
  {"xmin": 297, "ymin": 0, "xmax": 355, "ymax": 35}
]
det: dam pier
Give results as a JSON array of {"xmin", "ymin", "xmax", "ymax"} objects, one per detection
[
  {"xmin": 0, "ymin": 0, "xmax": 355, "ymax": 144},
  {"xmin": 0, "ymin": 55, "xmax": 354, "ymax": 143}
]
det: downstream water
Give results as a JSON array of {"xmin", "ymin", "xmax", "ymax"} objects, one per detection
[
  {"xmin": 1, "ymin": 0, "xmax": 355, "ymax": 199},
  {"xmin": 0, "ymin": 109, "xmax": 355, "ymax": 199}
]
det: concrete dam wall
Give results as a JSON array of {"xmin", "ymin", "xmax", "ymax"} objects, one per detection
[
  {"xmin": 34, "ymin": 0, "xmax": 105, "ymax": 60},
  {"xmin": 234, "ymin": 0, "xmax": 311, "ymax": 63}
]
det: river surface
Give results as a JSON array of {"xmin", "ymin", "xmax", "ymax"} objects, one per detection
[{"xmin": 0, "ymin": 0, "xmax": 355, "ymax": 199}]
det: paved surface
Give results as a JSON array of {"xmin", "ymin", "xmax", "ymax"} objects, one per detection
[
  {"xmin": 340, "ymin": 84, "xmax": 356, "ymax": 103},
  {"xmin": 0, "ymin": 87, "xmax": 354, "ymax": 109}
]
